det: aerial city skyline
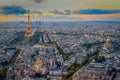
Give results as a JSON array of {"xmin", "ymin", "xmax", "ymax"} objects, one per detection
[
  {"xmin": 0, "ymin": 0, "xmax": 120, "ymax": 22},
  {"xmin": 0, "ymin": 0, "xmax": 120, "ymax": 80}
]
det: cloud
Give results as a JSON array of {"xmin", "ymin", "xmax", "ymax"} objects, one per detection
[
  {"xmin": 32, "ymin": 0, "xmax": 47, "ymax": 3},
  {"xmin": 50, "ymin": 10, "xmax": 64, "ymax": 15},
  {"xmin": 74, "ymin": 9, "xmax": 120, "ymax": 14},
  {"xmin": 64, "ymin": 9, "xmax": 72, "ymax": 15},
  {"xmin": 50, "ymin": 9, "xmax": 73, "ymax": 15},
  {"xmin": 48, "ymin": 9, "xmax": 120, "ymax": 15},
  {"xmin": 0, "ymin": 6, "xmax": 28, "ymax": 15},
  {"xmin": 31, "ymin": 10, "xmax": 43, "ymax": 14},
  {"xmin": 68, "ymin": 13, "xmax": 120, "ymax": 20}
]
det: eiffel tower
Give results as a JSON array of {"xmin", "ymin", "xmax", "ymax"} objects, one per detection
[{"xmin": 24, "ymin": 14, "xmax": 34, "ymax": 37}]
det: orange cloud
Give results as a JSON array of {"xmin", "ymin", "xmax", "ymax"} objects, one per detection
[
  {"xmin": 0, "ymin": 15, "xmax": 26, "ymax": 22},
  {"xmin": 68, "ymin": 13, "xmax": 120, "ymax": 19},
  {"xmin": 0, "ymin": 13, "xmax": 120, "ymax": 22}
]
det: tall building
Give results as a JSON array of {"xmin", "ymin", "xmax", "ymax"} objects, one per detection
[
  {"xmin": 103, "ymin": 36, "xmax": 111, "ymax": 49},
  {"xmin": 24, "ymin": 14, "xmax": 34, "ymax": 37}
]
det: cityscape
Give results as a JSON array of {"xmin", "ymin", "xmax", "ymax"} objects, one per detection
[{"xmin": 0, "ymin": 0, "xmax": 120, "ymax": 80}]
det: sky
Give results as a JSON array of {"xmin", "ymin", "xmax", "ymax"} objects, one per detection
[{"xmin": 0, "ymin": 0, "xmax": 120, "ymax": 22}]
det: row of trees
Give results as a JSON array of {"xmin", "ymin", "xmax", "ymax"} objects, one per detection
[{"xmin": 0, "ymin": 49, "xmax": 21, "ymax": 78}]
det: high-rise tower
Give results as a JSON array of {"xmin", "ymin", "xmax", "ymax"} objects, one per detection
[{"xmin": 24, "ymin": 14, "xmax": 34, "ymax": 37}]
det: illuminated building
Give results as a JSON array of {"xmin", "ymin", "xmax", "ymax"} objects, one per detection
[
  {"xmin": 24, "ymin": 14, "xmax": 34, "ymax": 37},
  {"xmin": 103, "ymin": 36, "xmax": 111, "ymax": 49},
  {"xmin": 35, "ymin": 57, "xmax": 42, "ymax": 72}
]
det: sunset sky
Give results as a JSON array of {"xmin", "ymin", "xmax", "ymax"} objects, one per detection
[{"xmin": 0, "ymin": 0, "xmax": 120, "ymax": 22}]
